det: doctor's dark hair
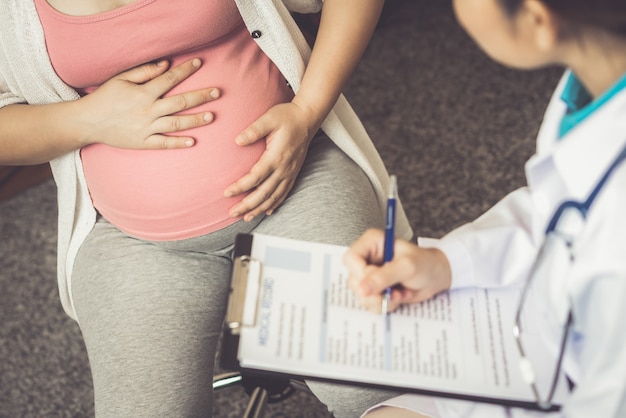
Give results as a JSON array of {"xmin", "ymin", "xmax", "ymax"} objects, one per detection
[{"xmin": 498, "ymin": 0, "xmax": 626, "ymax": 36}]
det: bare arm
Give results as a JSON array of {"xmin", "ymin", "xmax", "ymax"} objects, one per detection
[
  {"xmin": 293, "ymin": 0, "xmax": 385, "ymax": 131},
  {"xmin": 0, "ymin": 101, "xmax": 86, "ymax": 165},
  {"xmin": 0, "ymin": 59, "xmax": 219, "ymax": 165}
]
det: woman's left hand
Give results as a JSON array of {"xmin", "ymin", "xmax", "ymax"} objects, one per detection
[
  {"xmin": 224, "ymin": 102, "xmax": 317, "ymax": 222},
  {"xmin": 224, "ymin": 0, "xmax": 385, "ymax": 222}
]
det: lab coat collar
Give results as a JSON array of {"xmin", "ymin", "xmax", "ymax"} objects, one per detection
[{"xmin": 527, "ymin": 72, "xmax": 626, "ymax": 204}]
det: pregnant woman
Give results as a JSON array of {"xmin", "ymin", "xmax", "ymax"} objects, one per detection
[{"xmin": 0, "ymin": 0, "xmax": 412, "ymax": 415}]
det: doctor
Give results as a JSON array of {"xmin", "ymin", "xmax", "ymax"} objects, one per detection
[{"xmin": 344, "ymin": 0, "xmax": 626, "ymax": 417}]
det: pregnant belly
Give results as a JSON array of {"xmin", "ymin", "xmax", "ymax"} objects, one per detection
[
  {"xmin": 81, "ymin": 23, "xmax": 295, "ymax": 241},
  {"xmin": 81, "ymin": 130, "xmax": 266, "ymax": 240},
  {"xmin": 81, "ymin": 65, "xmax": 293, "ymax": 241}
]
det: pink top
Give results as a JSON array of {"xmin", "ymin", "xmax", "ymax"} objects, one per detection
[{"xmin": 34, "ymin": 0, "xmax": 294, "ymax": 240}]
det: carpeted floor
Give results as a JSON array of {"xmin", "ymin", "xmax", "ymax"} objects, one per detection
[{"xmin": 0, "ymin": 1, "xmax": 562, "ymax": 417}]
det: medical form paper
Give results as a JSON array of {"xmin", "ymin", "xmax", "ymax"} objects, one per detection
[{"xmin": 233, "ymin": 233, "xmax": 568, "ymax": 409}]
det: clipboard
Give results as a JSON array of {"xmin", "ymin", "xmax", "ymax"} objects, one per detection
[
  {"xmin": 221, "ymin": 233, "xmax": 259, "ymax": 370},
  {"xmin": 220, "ymin": 233, "xmax": 568, "ymax": 412}
]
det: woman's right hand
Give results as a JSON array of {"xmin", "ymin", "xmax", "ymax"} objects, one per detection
[{"xmin": 76, "ymin": 58, "xmax": 219, "ymax": 149}]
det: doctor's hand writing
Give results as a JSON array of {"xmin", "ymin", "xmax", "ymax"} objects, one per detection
[
  {"xmin": 224, "ymin": 101, "xmax": 319, "ymax": 222},
  {"xmin": 344, "ymin": 228, "xmax": 453, "ymax": 314}
]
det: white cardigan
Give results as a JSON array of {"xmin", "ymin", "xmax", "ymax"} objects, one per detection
[{"xmin": 0, "ymin": 0, "xmax": 412, "ymax": 321}]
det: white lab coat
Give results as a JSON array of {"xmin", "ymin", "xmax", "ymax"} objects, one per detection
[{"xmin": 370, "ymin": 71, "xmax": 626, "ymax": 417}]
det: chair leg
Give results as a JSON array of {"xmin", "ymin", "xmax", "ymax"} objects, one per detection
[
  {"xmin": 243, "ymin": 387, "xmax": 269, "ymax": 418},
  {"xmin": 214, "ymin": 372, "xmax": 269, "ymax": 418}
]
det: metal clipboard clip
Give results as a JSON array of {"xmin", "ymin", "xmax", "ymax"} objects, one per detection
[{"xmin": 225, "ymin": 255, "xmax": 263, "ymax": 335}]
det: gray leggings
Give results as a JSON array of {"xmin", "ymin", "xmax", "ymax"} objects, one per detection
[{"xmin": 72, "ymin": 137, "xmax": 399, "ymax": 417}]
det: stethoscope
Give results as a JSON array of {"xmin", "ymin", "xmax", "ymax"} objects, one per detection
[{"xmin": 513, "ymin": 141, "xmax": 626, "ymax": 410}]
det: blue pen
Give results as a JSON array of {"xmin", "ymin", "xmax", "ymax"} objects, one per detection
[{"xmin": 381, "ymin": 175, "xmax": 397, "ymax": 315}]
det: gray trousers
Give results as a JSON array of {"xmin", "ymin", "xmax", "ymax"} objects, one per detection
[{"xmin": 72, "ymin": 137, "xmax": 399, "ymax": 417}]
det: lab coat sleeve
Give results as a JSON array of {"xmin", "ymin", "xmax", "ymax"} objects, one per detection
[{"xmin": 420, "ymin": 186, "xmax": 541, "ymax": 290}]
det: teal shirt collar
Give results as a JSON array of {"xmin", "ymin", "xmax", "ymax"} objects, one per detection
[{"xmin": 559, "ymin": 71, "xmax": 626, "ymax": 138}]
